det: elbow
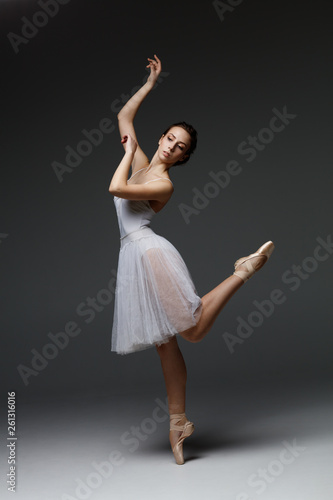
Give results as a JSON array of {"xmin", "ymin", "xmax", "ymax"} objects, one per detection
[
  {"xmin": 117, "ymin": 111, "xmax": 132, "ymax": 123},
  {"xmin": 109, "ymin": 183, "xmax": 122, "ymax": 195}
]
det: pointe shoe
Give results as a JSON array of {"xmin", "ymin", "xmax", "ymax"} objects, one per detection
[
  {"xmin": 233, "ymin": 241, "xmax": 275, "ymax": 283},
  {"xmin": 169, "ymin": 413, "xmax": 194, "ymax": 465}
]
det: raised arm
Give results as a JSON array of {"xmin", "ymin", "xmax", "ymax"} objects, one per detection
[{"xmin": 117, "ymin": 54, "xmax": 162, "ymax": 173}]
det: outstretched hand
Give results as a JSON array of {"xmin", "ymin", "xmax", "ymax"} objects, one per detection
[
  {"xmin": 121, "ymin": 133, "xmax": 137, "ymax": 154},
  {"xmin": 146, "ymin": 54, "xmax": 162, "ymax": 85}
]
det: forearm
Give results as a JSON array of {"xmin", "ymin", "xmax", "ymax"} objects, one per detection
[
  {"xmin": 117, "ymin": 80, "xmax": 155, "ymax": 122},
  {"xmin": 109, "ymin": 150, "xmax": 135, "ymax": 193}
]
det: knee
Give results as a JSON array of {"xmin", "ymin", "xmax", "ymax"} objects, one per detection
[
  {"xmin": 178, "ymin": 318, "xmax": 208, "ymax": 344},
  {"xmin": 187, "ymin": 335, "xmax": 203, "ymax": 344},
  {"xmin": 181, "ymin": 328, "xmax": 206, "ymax": 344}
]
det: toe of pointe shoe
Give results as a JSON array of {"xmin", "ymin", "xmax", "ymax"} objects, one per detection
[
  {"xmin": 234, "ymin": 240, "xmax": 275, "ymax": 268},
  {"xmin": 170, "ymin": 421, "xmax": 194, "ymax": 465},
  {"xmin": 257, "ymin": 240, "xmax": 275, "ymax": 259},
  {"xmin": 172, "ymin": 443, "xmax": 185, "ymax": 465}
]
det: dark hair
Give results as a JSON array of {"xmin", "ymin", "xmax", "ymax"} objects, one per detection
[{"xmin": 160, "ymin": 121, "xmax": 197, "ymax": 165}]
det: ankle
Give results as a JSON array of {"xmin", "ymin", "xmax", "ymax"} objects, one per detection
[
  {"xmin": 169, "ymin": 402, "xmax": 185, "ymax": 414},
  {"xmin": 170, "ymin": 413, "xmax": 187, "ymax": 424}
]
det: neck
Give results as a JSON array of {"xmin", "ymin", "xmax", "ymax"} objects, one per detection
[{"xmin": 146, "ymin": 151, "xmax": 171, "ymax": 175}]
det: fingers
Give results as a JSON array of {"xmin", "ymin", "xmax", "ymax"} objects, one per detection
[
  {"xmin": 146, "ymin": 54, "xmax": 161, "ymax": 68},
  {"xmin": 146, "ymin": 59, "xmax": 155, "ymax": 69},
  {"xmin": 121, "ymin": 134, "xmax": 137, "ymax": 149}
]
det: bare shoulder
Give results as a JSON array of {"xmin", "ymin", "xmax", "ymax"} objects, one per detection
[{"xmin": 144, "ymin": 177, "xmax": 174, "ymax": 192}]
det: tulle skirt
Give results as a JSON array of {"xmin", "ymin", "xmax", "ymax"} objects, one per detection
[{"xmin": 111, "ymin": 226, "xmax": 202, "ymax": 354}]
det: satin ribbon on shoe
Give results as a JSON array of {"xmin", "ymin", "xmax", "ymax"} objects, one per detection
[{"xmin": 233, "ymin": 241, "xmax": 275, "ymax": 282}]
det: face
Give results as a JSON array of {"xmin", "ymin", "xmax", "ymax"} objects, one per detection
[{"xmin": 158, "ymin": 126, "xmax": 191, "ymax": 165}]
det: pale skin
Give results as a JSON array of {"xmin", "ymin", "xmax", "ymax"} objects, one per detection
[{"xmin": 109, "ymin": 55, "xmax": 267, "ymax": 450}]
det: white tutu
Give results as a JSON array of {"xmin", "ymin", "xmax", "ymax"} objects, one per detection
[{"xmin": 111, "ymin": 226, "xmax": 202, "ymax": 354}]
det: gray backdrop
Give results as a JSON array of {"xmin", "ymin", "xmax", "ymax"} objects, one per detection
[{"xmin": 1, "ymin": 1, "xmax": 332, "ymax": 498}]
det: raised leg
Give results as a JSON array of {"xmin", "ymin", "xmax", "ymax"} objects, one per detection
[
  {"xmin": 179, "ymin": 274, "xmax": 244, "ymax": 343},
  {"xmin": 146, "ymin": 241, "xmax": 274, "ymax": 345},
  {"xmin": 179, "ymin": 240, "xmax": 275, "ymax": 343}
]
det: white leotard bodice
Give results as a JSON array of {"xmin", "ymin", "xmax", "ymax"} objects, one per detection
[{"xmin": 113, "ymin": 168, "xmax": 173, "ymax": 239}]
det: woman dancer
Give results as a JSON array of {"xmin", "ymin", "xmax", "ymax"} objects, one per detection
[{"xmin": 109, "ymin": 55, "xmax": 274, "ymax": 465}]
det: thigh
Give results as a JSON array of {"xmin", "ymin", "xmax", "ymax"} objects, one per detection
[
  {"xmin": 142, "ymin": 246, "xmax": 201, "ymax": 333},
  {"xmin": 142, "ymin": 247, "xmax": 183, "ymax": 309}
]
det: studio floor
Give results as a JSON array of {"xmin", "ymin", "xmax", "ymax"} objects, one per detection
[{"xmin": 1, "ymin": 382, "xmax": 332, "ymax": 500}]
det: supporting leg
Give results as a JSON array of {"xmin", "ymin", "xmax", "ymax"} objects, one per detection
[
  {"xmin": 155, "ymin": 336, "xmax": 187, "ymax": 414},
  {"xmin": 155, "ymin": 336, "xmax": 191, "ymax": 457}
]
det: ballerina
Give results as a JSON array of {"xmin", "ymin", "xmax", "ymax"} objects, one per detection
[{"xmin": 109, "ymin": 54, "xmax": 274, "ymax": 465}]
